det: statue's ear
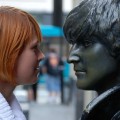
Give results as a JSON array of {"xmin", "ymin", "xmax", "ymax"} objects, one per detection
[{"xmin": 112, "ymin": 40, "xmax": 120, "ymax": 57}]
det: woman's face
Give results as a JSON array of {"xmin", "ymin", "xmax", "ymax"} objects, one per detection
[
  {"xmin": 15, "ymin": 36, "xmax": 44, "ymax": 85},
  {"xmin": 68, "ymin": 38, "xmax": 117, "ymax": 90}
]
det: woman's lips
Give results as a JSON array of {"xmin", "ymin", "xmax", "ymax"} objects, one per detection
[
  {"xmin": 34, "ymin": 66, "xmax": 40, "ymax": 74},
  {"xmin": 36, "ymin": 67, "xmax": 40, "ymax": 70}
]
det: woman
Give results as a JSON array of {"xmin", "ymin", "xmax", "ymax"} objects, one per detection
[{"xmin": 0, "ymin": 6, "xmax": 44, "ymax": 119}]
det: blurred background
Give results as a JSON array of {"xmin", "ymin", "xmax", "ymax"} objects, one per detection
[{"xmin": 0, "ymin": 0, "xmax": 97, "ymax": 120}]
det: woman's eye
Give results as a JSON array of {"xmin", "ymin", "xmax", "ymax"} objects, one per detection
[
  {"xmin": 37, "ymin": 43, "xmax": 42, "ymax": 51},
  {"xmin": 32, "ymin": 45, "xmax": 38, "ymax": 52},
  {"xmin": 33, "ymin": 45, "xmax": 37, "ymax": 50},
  {"xmin": 33, "ymin": 43, "xmax": 42, "ymax": 53}
]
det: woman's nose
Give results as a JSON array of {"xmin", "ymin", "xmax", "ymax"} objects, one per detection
[
  {"xmin": 67, "ymin": 44, "xmax": 80, "ymax": 63},
  {"xmin": 38, "ymin": 50, "xmax": 45, "ymax": 61}
]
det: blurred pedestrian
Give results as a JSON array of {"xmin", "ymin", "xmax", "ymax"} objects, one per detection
[
  {"xmin": 0, "ymin": 6, "xmax": 44, "ymax": 120},
  {"xmin": 43, "ymin": 48, "xmax": 63, "ymax": 104},
  {"xmin": 27, "ymin": 82, "xmax": 38, "ymax": 102}
]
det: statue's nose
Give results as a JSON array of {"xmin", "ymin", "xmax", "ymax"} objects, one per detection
[
  {"xmin": 67, "ymin": 44, "xmax": 80, "ymax": 63},
  {"xmin": 67, "ymin": 53, "xmax": 80, "ymax": 63}
]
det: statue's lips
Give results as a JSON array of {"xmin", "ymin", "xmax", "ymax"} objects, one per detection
[
  {"xmin": 75, "ymin": 71, "xmax": 86, "ymax": 74},
  {"xmin": 74, "ymin": 69, "xmax": 86, "ymax": 73},
  {"xmin": 74, "ymin": 66, "xmax": 87, "ymax": 77},
  {"xmin": 75, "ymin": 71, "xmax": 86, "ymax": 80}
]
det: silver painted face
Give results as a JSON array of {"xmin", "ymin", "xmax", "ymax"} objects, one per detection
[{"xmin": 68, "ymin": 41, "xmax": 117, "ymax": 90}]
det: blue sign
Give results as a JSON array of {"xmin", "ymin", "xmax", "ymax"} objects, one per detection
[{"xmin": 40, "ymin": 25, "xmax": 64, "ymax": 37}]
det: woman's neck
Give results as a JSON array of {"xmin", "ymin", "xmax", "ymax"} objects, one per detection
[{"xmin": 0, "ymin": 81, "xmax": 15, "ymax": 103}]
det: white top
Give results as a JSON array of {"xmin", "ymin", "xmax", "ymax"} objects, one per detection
[{"xmin": 0, "ymin": 93, "xmax": 26, "ymax": 120}]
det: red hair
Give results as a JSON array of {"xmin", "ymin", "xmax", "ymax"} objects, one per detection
[{"xmin": 0, "ymin": 6, "xmax": 42, "ymax": 85}]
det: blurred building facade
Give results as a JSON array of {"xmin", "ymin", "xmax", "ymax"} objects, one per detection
[{"xmin": 0, "ymin": 0, "xmax": 68, "ymax": 57}]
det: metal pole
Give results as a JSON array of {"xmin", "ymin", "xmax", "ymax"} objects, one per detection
[
  {"xmin": 53, "ymin": 0, "xmax": 62, "ymax": 27},
  {"xmin": 53, "ymin": 0, "xmax": 64, "ymax": 104}
]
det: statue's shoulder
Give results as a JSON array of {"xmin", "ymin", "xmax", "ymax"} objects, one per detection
[
  {"xmin": 80, "ymin": 85, "xmax": 120, "ymax": 120},
  {"xmin": 111, "ymin": 111, "xmax": 120, "ymax": 120}
]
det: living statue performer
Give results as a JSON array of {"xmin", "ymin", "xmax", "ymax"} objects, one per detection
[{"xmin": 63, "ymin": 0, "xmax": 120, "ymax": 119}]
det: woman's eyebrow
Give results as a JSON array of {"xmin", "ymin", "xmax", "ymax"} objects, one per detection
[{"xmin": 31, "ymin": 40, "xmax": 38, "ymax": 46}]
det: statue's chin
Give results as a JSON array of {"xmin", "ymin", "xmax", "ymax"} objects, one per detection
[
  {"xmin": 76, "ymin": 77, "xmax": 97, "ymax": 90},
  {"xmin": 75, "ymin": 72, "xmax": 87, "ymax": 90},
  {"xmin": 76, "ymin": 77, "xmax": 90, "ymax": 90}
]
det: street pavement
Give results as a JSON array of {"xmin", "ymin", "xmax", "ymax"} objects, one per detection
[
  {"xmin": 29, "ymin": 102, "xmax": 75, "ymax": 120},
  {"xmin": 15, "ymin": 84, "xmax": 76, "ymax": 120},
  {"xmin": 28, "ymin": 84, "xmax": 75, "ymax": 120}
]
